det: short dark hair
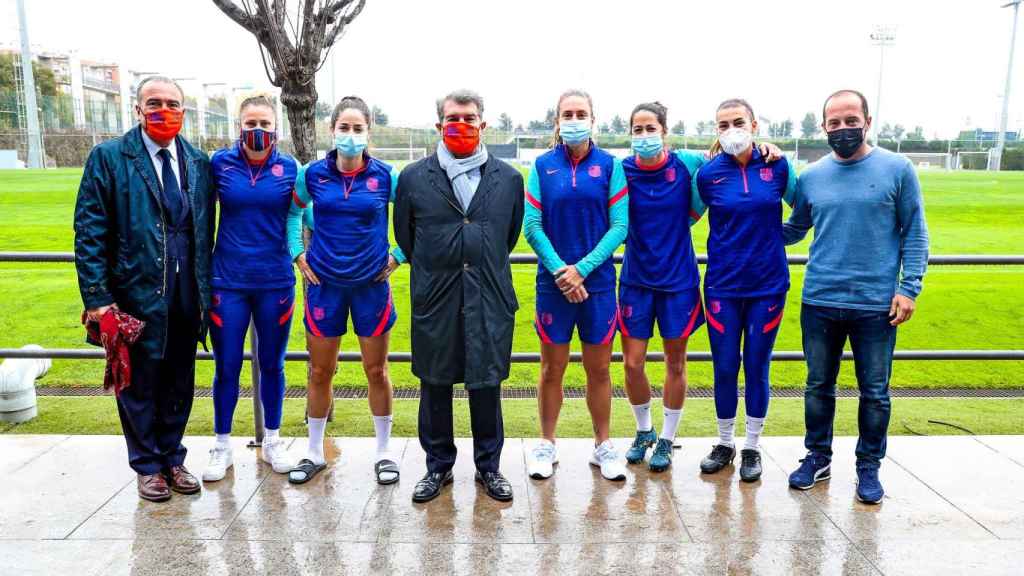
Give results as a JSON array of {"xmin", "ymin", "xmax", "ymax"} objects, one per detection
[
  {"xmin": 331, "ymin": 95, "xmax": 371, "ymax": 128},
  {"xmin": 436, "ymin": 89, "xmax": 484, "ymax": 122},
  {"xmin": 136, "ymin": 75, "xmax": 184, "ymax": 103},
  {"xmin": 822, "ymin": 89, "xmax": 869, "ymax": 121},
  {"xmin": 630, "ymin": 101, "xmax": 668, "ymax": 133}
]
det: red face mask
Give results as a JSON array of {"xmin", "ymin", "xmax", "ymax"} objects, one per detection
[
  {"xmin": 442, "ymin": 122, "xmax": 480, "ymax": 156},
  {"xmin": 142, "ymin": 108, "xmax": 183, "ymax": 142}
]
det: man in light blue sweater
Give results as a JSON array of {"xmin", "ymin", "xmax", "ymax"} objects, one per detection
[{"xmin": 783, "ymin": 90, "xmax": 929, "ymax": 504}]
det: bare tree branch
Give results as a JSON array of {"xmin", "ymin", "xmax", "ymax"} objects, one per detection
[{"xmin": 212, "ymin": 0, "xmax": 256, "ymax": 32}]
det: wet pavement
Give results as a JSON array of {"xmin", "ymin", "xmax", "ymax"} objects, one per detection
[{"xmin": 1, "ymin": 434, "xmax": 1021, "ymax": 575}]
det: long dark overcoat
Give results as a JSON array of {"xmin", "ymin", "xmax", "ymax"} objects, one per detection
[{"xmin": 394, "ymin": 154, "xmax": 524, "ymax": 389}]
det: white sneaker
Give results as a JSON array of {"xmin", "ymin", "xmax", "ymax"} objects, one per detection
[
  {"xmin": 261, "ymin": 437, "xmax": 295, "ymax": 474},
  {"xmin": 590, "ymin": 440, "xmax": 627, "ymax": 481},
  {"xmin": 528, "ymin": 440, "xmax": 559, "ymax": 479},
  {"xmin": 203, "ymin": 444, "xmax": 233, "ymax": 482}
]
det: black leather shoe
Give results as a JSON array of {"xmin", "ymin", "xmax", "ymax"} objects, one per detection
[
  {"xmin": 740, "ymin": 449, "xmax": 763, "ymax": 482},
  {"xmin": 412, "ymin": 470, "xmax": 454, "ymax": 503},
  {"xmin": 475, "ymin": 470, "xmax": 513, "ymax": 502}
]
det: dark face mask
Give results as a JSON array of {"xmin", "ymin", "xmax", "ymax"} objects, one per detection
[{"xmin": 827, "ymin": 127, "xmax": 865, "ymax": 159}]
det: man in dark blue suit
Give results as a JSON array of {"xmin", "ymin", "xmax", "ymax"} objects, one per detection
[{"xmin": 75, "ymin": 76, "xmax": 214, "ymax": 502}]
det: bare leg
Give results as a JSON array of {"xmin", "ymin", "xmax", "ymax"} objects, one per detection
[
  {"xmin": 582, "ymin": 342, "xmax": 613, "ymax": 444},
  {"xmin": 538, "ymin": 342, "xmax": 570, "ymax": 442}
]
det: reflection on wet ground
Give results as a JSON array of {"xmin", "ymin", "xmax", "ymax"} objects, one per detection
[{"xmin": 1, "ymin": 434, "xmax": 1020, "ymax": 575}]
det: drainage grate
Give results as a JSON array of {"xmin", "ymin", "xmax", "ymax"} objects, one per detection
[{"xmin": 33, "ymin": 386, "xmax": 1024, "ymax": 399}]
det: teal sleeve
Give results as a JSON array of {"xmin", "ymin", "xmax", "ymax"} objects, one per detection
[
  {"xmin": 674, "ymin": 149, "xmax": 707, "ymax": 175},
  {"xmin": 287, "ymin": 165, "xmax": 312, "ymax": 260},
  {"xmin": 782, "ymin": 177, "xmax": 812, "ymax": 245},
  {"xmin": 689, "ymin": 167, "xmax": 707, "ymax": 227},
  {"xmin": 523, "ymin": 163, "xmax": 567, "ymax": 274},
  {"xmin": 575, "ymin": 160, "xmax": 628, "ymax": 278},
  {"xmin": 388, "ymin": 166, "xmax": 406, "ymax": 264},
  {"xmin": 783, "ymin": 159, "xmax": 798, "ymax": 207}
]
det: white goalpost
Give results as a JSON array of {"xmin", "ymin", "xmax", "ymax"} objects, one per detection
[{"xmin": 954, "ymin": 150, "xmax": 1000, "ymax": 170}]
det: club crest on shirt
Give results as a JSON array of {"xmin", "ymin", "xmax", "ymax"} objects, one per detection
[
  {"xmin": 622, "ymin": 305, "xmax": 633, "ymax": 319},
  {"xmin": 588, "ymin": 165, "xmax": 602, "ymax": 178},
  {"xmin": 212, "ymin": 293, "xmax": 221, "ymax": 307},
  {"xmin": 367, "ymin": 177, "xmax": 379, "ymax": 191},
  {"xmin": 759, "ymin": 167, "xmax": 773, "ymax": 182},
  {"xmin": 314, "ymin": 307, "xmax": 325, "ymax": 321},
  {"xmin": 665, "ymin": 167, "xmax": 676, "ymax": 183},
  {"xmin": 541, "ymin": 312, "xmax": 554, "ymax": 326},
  {"xmin": 271, "ymin": 164, "xmax": 284, "ymax": 177},
  {"xmin": 710, "ymin": 300, "xmax": 721, "ymax": 314}
]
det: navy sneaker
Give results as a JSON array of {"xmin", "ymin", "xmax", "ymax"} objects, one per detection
[
  {"xmin": 788, "ymin": 452, "xmax": 831, "ymax": 490},
  {"xmin": 625, "ymin": 428, "xmax": 657, "ymax": 464},
  {"xmin": 855, "ymin": 464, "xmax": 884, "ymax": 504},
  {"xmin": 700, "ymin": 444, "xmax": 736, "ymax": 474},
  {"xmin": 739, "ymin": 449, "xmax": 763, "ymax": 482}
]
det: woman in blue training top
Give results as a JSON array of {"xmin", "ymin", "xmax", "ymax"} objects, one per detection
[
  {"xmin": 524, "ymin": 89, "xmax": 629, "ymax": 482},
  {"xmin": 204, "ymin": 95, "xmax": 298, "ymax": 482},
  {"xmin": 693, "ymin": 98, "xmax": 797, "ymax": 483},
  {"xmin": 286, "ymin": 96, "xmax": 406, "ymax": 485},
  {"xmin": 618, "ymin": 101, "xmax": 708, "ymax": 473}
]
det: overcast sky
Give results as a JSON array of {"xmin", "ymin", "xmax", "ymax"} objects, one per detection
[{"xmin": 1, "ymin": 0, "xmax": 1021, "ymax": 137}]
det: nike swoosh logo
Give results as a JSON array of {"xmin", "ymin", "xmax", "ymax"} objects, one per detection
[
  {"xmin": 318, "ymin": 177, "xmax": 330, "ymax": 183},
  {"xmin": 546, "ymin": 169, "xmax": 559, "ymax": 175},
  {"xmin": 221, "ymin": 166, "xmax": 234, "ymax": 172},
  {"xmin": 279, "ymin": 297, "xmax": 289, "ymax": 304},
  {"xmin": 713, "ymin": 177, "xmax": 726, "ymax": 184},
  {"xmin": 768, "ymin": 305, "xmax": 779, "ymax": 312}
]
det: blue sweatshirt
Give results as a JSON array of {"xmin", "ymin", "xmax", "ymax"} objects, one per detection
[
  {"xmin": 783, "ymin": 147, "xmax": 929, "ymax": 311},
  {"xmin": 695, "ymin": 148, "xmax": 797, "ymax": 298},
  {"xmin": 620, "ymin": 150, "xmax": 706, "ymax": 291},
  {"xmin": 524, "ymin": 142, "xmax": 628, "ymax": 294},
  {"xmin": 287, "ymin": 151, "xmax": 405, "ymax": 287},
  {"xmin": 210, "ymin": 143, "xmax": 298, "ymax": 290}
]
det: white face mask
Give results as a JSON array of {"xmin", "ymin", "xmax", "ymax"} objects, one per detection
[{"xmin": 719, "ymin": 127, "xmax": 752, "ymax": 156}]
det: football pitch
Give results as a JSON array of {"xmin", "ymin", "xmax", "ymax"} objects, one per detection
[{"xmin": 0, "ymin": 166, "xmax": 1021, "ymax": 393}]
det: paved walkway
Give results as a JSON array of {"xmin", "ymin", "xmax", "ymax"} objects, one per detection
[{"xmin": 1, "ymin": 434, "xmax": 1022, "ymax": 575}]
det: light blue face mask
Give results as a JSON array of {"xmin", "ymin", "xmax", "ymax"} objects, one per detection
[
  {"xmin": 334, "ymin": 132, "xmax": 367, "ymax": 158},
  {"xmin": 632, "ymin": 135, "xmax": 664, "ymax": 159},
  {"xmin": 560, "ymin": 120, "xmax": 592, "ymax": 145}
]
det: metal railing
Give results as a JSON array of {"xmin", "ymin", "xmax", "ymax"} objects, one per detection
[{"xmin": 2, "ymin": 251, "xmax": 1023, "ymax": 443}]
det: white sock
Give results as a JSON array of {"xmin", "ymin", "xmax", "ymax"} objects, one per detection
[
  {"xmin": 306, "ymin": 416, "xmax": 327, "ymax": 465},
  {"xmin": 745, "ymin": 416, "xmax": 765, "ymax": 451},
  {"xmin": 660, "ymin": 407, "xmax": 683, "ymax": 442},
  {"xmin": 373, "ymin": 414, "xmax": 393, "ymax": 458},
  {"xmin": 717, "ymin": 418, "xmax": 736, "ymax": 447},
  {"xmin": 631, "ymin": 401, "xmax": 653, "ymax": 432},
  {"xmin": 215, "ymin": 433, "xmax": 231, "ymax": 448},
  {"xmin": 265, "ymin": 428, "xmax": 279, "ymax": 442}
]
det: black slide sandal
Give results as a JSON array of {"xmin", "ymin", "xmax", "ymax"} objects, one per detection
[
  {"xmin": 288, "ymin": 459, "xmax": 326, "ymax": 484},
  {"xmin": 375, "ymin": 460, "xmax": 400, "ymax": 485}
]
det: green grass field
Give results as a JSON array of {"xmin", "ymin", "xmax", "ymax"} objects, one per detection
[
  {"xmin": 0, "ymin": 168, "xmax": 1022, "ymax": 392},
  {"xmin": 4, "ymin": 397, "xmax": 1023, "ymax": 438}
]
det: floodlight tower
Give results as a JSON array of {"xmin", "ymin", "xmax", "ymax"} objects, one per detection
[
  {"xmin": 870, "ymin": 25, "xmax": 896, "ymax": 145},
  {"xmin": 995, "ymin": 0, "xmax": 1022, "ymax": 170},
  {"xmin": 16, "ymin": 0, "xmax": 43, "ymax": 168}
]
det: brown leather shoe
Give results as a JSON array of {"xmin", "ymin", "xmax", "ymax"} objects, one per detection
[
  {"xmin": 164, "ymin": 465, "xmax": 201, "ymax": 495},
  {"xmin": 137, "ymin": 473, "xmax": 172, "ymax": 502}
]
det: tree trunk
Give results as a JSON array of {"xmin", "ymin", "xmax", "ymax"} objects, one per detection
[{"xmin": 282, "ymin": 81, "xmax": 318, "ymax": 164}]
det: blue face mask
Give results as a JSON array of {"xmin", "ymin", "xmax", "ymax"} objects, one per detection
[
  {"xmin": 334, "ymin": 132, "xmax": 367, "ymax": 158},
  {"xmin": 560, "ymin": 119, "xmax": 591, "ymax": 145},
  {"xmin": 632, "ymin": 135, "xmax": 663, "ymax": 159}
]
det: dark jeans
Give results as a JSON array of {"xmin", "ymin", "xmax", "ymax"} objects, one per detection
[
  {"xmin": 418, "ymin": 382, "xmax": 504, "ymax": 474},
  {"xmin": 117, "ymin": 283, "xmax": 199, "ymax": 476},
  {"xmin": 801, "ymin": 303, "xmax": 897, "ymax": 468}
]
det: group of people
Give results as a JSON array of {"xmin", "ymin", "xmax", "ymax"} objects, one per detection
[{"xmin": 74, "ymin": 77, "xmax": 928, "ymax": 508}]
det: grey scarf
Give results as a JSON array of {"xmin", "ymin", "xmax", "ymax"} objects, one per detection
[{"xmin": 437, "ymin": 141, "xmax": 488, "ymax": 211}]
